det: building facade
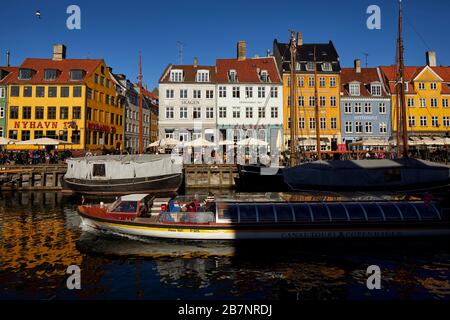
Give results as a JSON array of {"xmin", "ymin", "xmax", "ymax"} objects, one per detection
[
  {"xmin": 340, "ymin": 61, "xmax": 392, "ymax": 146},
  {"xmin": 0, "ymin": 67, "xmax": 17, "ymax": 138},
  {"xmin": 380, "ymin": 52, "xmax": 450, "ymax": 138},
  {"xmin": 273, "ymin": 35, "xmax": 341, "ymax": 152},
  {"xmin": 142, "ymin": 88, "xmax": 159, "ymax": 144},
  {"xmin": 158, "ymin": 61, "xmax": 216, "ymax": 142},
  {"xmin": 3, "ymin": 44, "xmax": 124, "ymax": 152},
  {"xmin": 216, "ymin": 41, "xmax": 283, "ymax": 147}
]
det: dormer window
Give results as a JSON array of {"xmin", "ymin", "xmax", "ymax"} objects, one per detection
[
  {"xmin": 349, "ymin": 83, "xmax": 360, "ymax": 96},
  {"xmin": 18, "ymin": 69, "xmax": 33, "ymax": 80},
  {"xmin": 229, "ymin": 70, "xmax": 237, "ymax": 82},
  {"xmin": 322, "ymin": 62, "xmax": 332, "ymax": 72},
  {"xmin": 44, "ymin": 69, "xmax": 58, "ymax": 81},
  {"xmin": 70, "ymin": 70, "xmax": 85, "ymax": 81},
  {"xmin": 371, "ymin": 83, "xmax": 382, "ymax": 96},
  {"xmin": 260, "ymin": 70, "xmax": 269, "ymax": 83},
  {"xmin": 196, "ymin": 70, "xmax": 210, "ymax": 82},
  {"xmin": 306, "ymin": 62, "xmax": 315, "ymax": 72},
  {"xmin": 404, "ymin": 82, "xmax": 409, "ymax": 92},
  {"xmin": 170, "ymin": 70, "xmax": 183, "ymax": 82},
  {"xmin": 295, "ymin": 62, "xmax": 301, "ymax": 71}
]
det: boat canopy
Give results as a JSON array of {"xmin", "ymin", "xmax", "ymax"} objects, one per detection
[
  {"xmin": 216, "ymin": 202, "xmax": 442, "ymax": 223},
  {"xmin": 121, "ymin": 194, "xmax": 150, "ymax": 201}
]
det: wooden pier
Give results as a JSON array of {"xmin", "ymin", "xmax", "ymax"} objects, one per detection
[
  {"xmin": 0, "ymin": 164, "xmax": 67, "ymax": 191},
  {"xmin": 184, "ymin": 164, "xmax": 238, "ymax": 189}
]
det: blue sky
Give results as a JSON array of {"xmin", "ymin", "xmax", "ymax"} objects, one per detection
[{"xmin": 1, "ymin": 0, "xmax": 449, "ymax": 89}]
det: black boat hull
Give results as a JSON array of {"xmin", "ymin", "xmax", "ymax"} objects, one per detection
[{"xmin": 235, "ymin": 164, "xmax": 288, "ymax": 192}]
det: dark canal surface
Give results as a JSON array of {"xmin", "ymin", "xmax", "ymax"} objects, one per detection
[{"xmin": 0, "ymin": 191, "xmax": 449, "ymax": 300}]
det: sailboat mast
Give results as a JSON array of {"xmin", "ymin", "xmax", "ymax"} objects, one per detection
[
  {"xmin": 397, "ymin": 0, "xmax": 408, "ymax": 157},
  {"xmin": 289, "ymin": 31, "xmax": 298, "ymax": 166},
  {"xmin": 138, "ymin": 52, "xmax": 144, "ymax": 154},
  {"xmin": 313, "ymin": 46, "xmax": 321, "ymax": 159}
]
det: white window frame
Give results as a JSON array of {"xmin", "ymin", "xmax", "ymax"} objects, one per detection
[
  {"xmin": 345, "ymin": 121, "xmax": 352, "ymax": 133},
  {"xmin": 170, "ymin": 70, "xmax": 183, "ymax": 82},
  {"xmin": 349, "ymin": 83, "xmax": 360, "ymax": 96}
]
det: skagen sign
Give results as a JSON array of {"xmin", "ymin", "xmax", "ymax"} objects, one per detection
[{"xmin": 181, "ymin": 100, "xmax": 200, "ymax": 105}]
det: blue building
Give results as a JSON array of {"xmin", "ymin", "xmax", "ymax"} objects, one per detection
[{"xmin": 340, "ymin": 60, "xmax": 392, "ymax": 149}]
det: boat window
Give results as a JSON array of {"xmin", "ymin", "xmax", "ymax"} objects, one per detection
[
  {"xmin": 345, "ymin": 204, "xmax": 366, "ymax": 221},
  {"xmin": 363, "ymin": 203, "xmax": 384, "ymax": 221},
  {"xmin": 220, "ymin": 204, "xmax": 238, "ymax": 222},
  {"xmin": 413, "ymin": 203, "xmax": 440, "ymax": 220},
  {"xmin": 275, "ymin": 204, "xmax": 294, "ymax": 222},
  {"xmin": 327, "ymin": 204, "xmax": 348, "ymax": 221},
  {"xmin": 257, "ymin": 205, "xmax": 276, "ymax": 222},
  {"xmin": 111, "ymin": 201, "xmax": 138, "ymax": 213},
  {"xmin": 292, "ymin": 204, "xmax": 312, "ymax": 222},
  {"xmin": 93, "ymin": 163, "xmax": 106, "ymax": 177},
  {"xmin": 396, "ymin": 203, "xmax": 418, "ymax": 220},
  {"xmin": 379, "ymin": 203, "xmax": 402, "ymax": 221},
  {"xmin": 311, "ymin": 204, "xmax": 330, "ymax": 222},
  {"xmin": 238, "ymin": 205, "xmax": 257, "ymax": 223}
]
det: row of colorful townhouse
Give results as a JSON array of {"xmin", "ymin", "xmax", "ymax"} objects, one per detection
[
  {"xmin": 158, "ymin": 35, "xmax": 450, "ymax": 152},
  {"xmin": 0, "ymin": 44, "xmax": 159, "ymax": 153}
]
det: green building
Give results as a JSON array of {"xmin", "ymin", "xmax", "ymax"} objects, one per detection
[{"xmin": 0, "ymin": 67, "xmax": 16, "ymax": 138}]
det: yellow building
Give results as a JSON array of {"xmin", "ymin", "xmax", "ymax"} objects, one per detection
[
  {"xmin": 4, "ymin": 44, "xmax": 124, "ymax": 152},
  {"xmin": 381, "ymin": 57, "xmax": 450, "ymax": 137},
  {"xmin": 273, "ymin": 37, "xmax": 341, "ymax": 152}
]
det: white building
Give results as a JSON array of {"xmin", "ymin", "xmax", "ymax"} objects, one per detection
[
  {"xmin": 216, "ymin": 41, "xmax": 284, "ymax": 147},
  {"xmin": 158, "ymin": 60, "xmax": 216, "ymax": 142}
]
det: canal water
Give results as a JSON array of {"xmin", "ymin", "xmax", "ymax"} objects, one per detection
[{"xmin": 0, "ymin": 191, "xmax": 449, "ymax": 300}]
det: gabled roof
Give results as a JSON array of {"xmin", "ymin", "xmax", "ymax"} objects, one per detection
[
  {"xmin": 341, "ymin": 67, "xmax": 389, "ymax": 97},
  {"xmin": 159, "ymin": 64, "xmax": 216, "ymax": 83},
  {"xmin": 3, "ymin": 58, "xmax": 103, "ymax": 85},
  {"xmin": 0, "ymin": 66, "xmax": 19, "ymax": 84},
  {"xmin": 215, "ymin": 56, "xmax": 281, "ymax": 84}
]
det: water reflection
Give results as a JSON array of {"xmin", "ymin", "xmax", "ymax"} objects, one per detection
[{"xmin": 0, "ymin": 191, "xmax": 449, "ymax": 300}]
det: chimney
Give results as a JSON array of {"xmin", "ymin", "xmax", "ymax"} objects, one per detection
[
  {"xmin": 426, "ymin": 51, "xmax": 437, "ymax": 67},
  {"xmin": 53, "ymin": 44, "xmax": 66, "ymax": 61},
  {"xmin": 6, "ymin": 51, "xmax": 10, "ymax": 67},
  {"xmin": 297, "ymin": 32, "xmax": 303, "ymax": 46},
  {"xmin": 354, "ymin": 59, "xmax": 361, "ymax": 73},
  {"xmin": 237, "ymin": 41, "xmax": 247, "ymax": 61},
  {"xmin": 193, "ymin": 56, "xmax": 198, "ymax": 67}
]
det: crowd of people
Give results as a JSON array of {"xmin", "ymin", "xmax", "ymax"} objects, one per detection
[{"xmin": 0, "ymin": 150, "xmax": 73, "ymax": 165}]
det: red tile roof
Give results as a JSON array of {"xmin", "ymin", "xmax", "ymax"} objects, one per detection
[
  {"xmin": 341, "ymin": 67, "xmax": 389, "ymax": 97},
  {"xmin": 216, "ymin": 57, "xmax": 282, "ymax": 84},
  {"xmin": 159, "ymin": 65, "xmax": 216, "ymax": 83},
  {"xmin": 2, "ymin": 58, "xmax": 103, "ymax": 85},
  {"xmin": 0, "ymin": 66, "xmax": 19, "ymax": 84}
]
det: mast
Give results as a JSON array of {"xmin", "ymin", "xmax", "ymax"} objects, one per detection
[
  {"xmin": 397, "ymin": 0, "xmax": 408, "ymax": 157},
  {"xmin": 289, "ymin": 31, "xmax": 298, "ymax": 166},
  {"xmin": 138, "ymin": 51, "xmax": 144, "ymax": 154},
  {"xmin": 313, "ymin": 46, "xmax": 321, "ymax": 160}
]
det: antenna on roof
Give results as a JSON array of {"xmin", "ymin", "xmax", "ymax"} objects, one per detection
[
  {"xmin": 362, "ymin": 52, "xmax": 369, "ymax": 68},
  {"xmin": 177, "ymin": 41, "xmax": 184, "ymax": 65}
]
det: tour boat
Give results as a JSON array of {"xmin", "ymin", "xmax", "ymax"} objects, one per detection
[
  {"xmin": 77, "ymin": 193, "xmax": 450, "ymax": 240},
  {"xmin": 62, "ymin": 154, "xmax": 183, "ymax": 196}
]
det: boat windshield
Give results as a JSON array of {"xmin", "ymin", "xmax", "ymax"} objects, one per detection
[{"xmin": 110, "ymin": 201, "xmax": 138, "ymax": 213}]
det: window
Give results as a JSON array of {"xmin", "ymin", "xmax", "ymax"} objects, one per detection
[
  {"xmin": 22, "ymin": 106, "xmax": 31, "ymax": 119},
  {"xmin": 193, "ymin": 107, "xmax": 201, "ymax": 119},
  {"xmin": 407, "ymin": 98, "xmax": 414, "ymax": 107},
  {"xmin": 219, "ymin": 86, "xmax": 227, "ymax": 98},
  {"xmin": 365, "ymin": 122, "xmax": 373, "ymax": 133},
  {"xmin": 298, "ymin": 77, "xmax": 304, "ymax": 87},
  {"xmin": 19, "ymin": 69, "xmax": 32, "ymax": 80},
  {"xmin": 431, "ymin": 98, "xmax": 438, "ymax": 108},
  {"xmin": 364, "ymin": 103, "xmax": 372, "ymax": 114},
  {"xmin": 379, "ymin": 103, "xmax": 386, "ymax": 114},
  {"xmin": 170, "ymin": 70, "xmax": 183, "ymax": 82},
  {"xmin": 35, "ymin": 107, "xmax": 44, "ymax": 119},
  {"xmin": 349, "ymin": 83, "xmax": 360, "ymax": 96},
  {"xmin": 371, "ymin": 84, "xmax": 382, "ymax": 96},
  {"xmin": 260, "ymin": 70, "xmax": 268, "ymax": 82},
  {"xmin": 245, "ymin": 107, "xmax": 253, "ymax": 118},
  {"xmin": 319, "ymin": 77, "xmax": 326, "ymax": 87},
  {"xmin": 0, "ymin": 107, "xmax": 4, "ymax": 118},
  {"xmin": 379, "ymin": 123, "xmax": 387, "ymax": 133},
  {"xmin": 10, "ymin": 86, "xmax": 19, "ymax": 97},
  {"xmin": 258, "ymin": 107, "xmax": 265, "ymax": 118},
  {"xmin": 219, "ymin": 107, "xmax": 226, "ymax": 118},
  {"xmin": 320, "ymin": 96, "xmax": 326, "ymax": 107},
  {"xmin": 408, "ymin": 116, "xmax": 416, "ymax": 127},
  {"xmin": 308, "ymin": 77, "xmax": 315, "ymax": 87},
  {"xmin": 44, "ymin": 69, "xmax": 58, "ymax": 81},
  {"xmin": 193, "ymin": 90, "xmax": 201, "ymax": 99},
  {"xmin": 47, "ymin": 107, "xmax": 56, "ymax": 119},
  {"xmin": 100, "ymin": 76, "xmax": 104, "ymax": 86},
  {"xmin": 23, "ymin": 86, "xmax": 32, "ymax": 97},
  {"xmin": 306, "ymin": 62, "xmax": 315, "ymax": 71},
  {"xmin": 245, "ymin": 87, "xmax": 253, "ymax": 98},
  {"xmin": 271, "ymin": 87, "xmax": 278, "ymax": 98},
  {"xmin": 34, "ymin": 130, "xmax": 43, "ymax": 139},
  {"xmin": 166, "ymin": 89, "xmax": 174, "ymax": 99},
  {"xmin": 166, "ymin": 107, "xmax": 174, "ymax": 119},
  {"xmin": 331, "ymin": 117, "xmax": 337, "ymax": 129},
  {"xmin": 9, "ymin": 106, "xmax": 18, "ymax": 119},
  {"xmin": 330, "ymin": 77, "xmax": 336, "ymax": 87},
  {"xmin": 36, "ymin": 86, "xmax": 45, "ymax": 97},
  {"xmin": 309, "ymin": 118, "xmax": 316, "ymax": 129},
  {"xmin": 94, "ymin": 74, "xmax": 99, "ymax": 84},
  {"xmin": 106, "ymin": 79, "xmax": 110, "ymax": 88},
  {"xmin": 298, "ymin": 96, "xmax": 304, "ymax": 107},
  {"xmin": 354, "ymin": 103, "xmax": 362, "ymax": 114},
  {"xmin": 344, "ymin": 103, "xmax": 352, "ymax": 113},
  {"xmin": 299, "ymin": 117, "xmax": 305, "ymax": 129},
  {"xmin": 21, "ymin": 130, "xmax": 30, "ymax": 141},
  {"xmin": 418, "ymin": 82, "xmax": 425, "ymax": 90},
  {"xmin": 443, "ymin": 116, "xmax": 450, "ymax": 127},
  {"xmin": 430, "ymin": 83, "xmax": 437, "ymax": 90},
  {"xmin": 93, "ymin": 164, "xmax": 106, "ymax": 177},
  {"xmin": 330, "ymin": 96, "xmax": 336, "ymax": 107},
  {"xmin": 232, "ymin": 107, "xmax": 240, "ymax": 118},
  {"xmin": 420, "ymin": 116, "xmax": 427, "ymax": 127},
  {"xmin": 73, "ymin": 106, "xmax": 81, "ymax": 119},
  {"xmin": 232, "ymin": 87, "xmax": 240, "ymax": 98},
  {"xmin": 206, "ymin": 90, "xmax": 214, "ymax": 99},
  {"xmin": 60, "ymin": 106, "xmax": 69, "ymax": 119},
  {"xmin": 0, "ymin": 87, "xmax": 5, "ymax": 98},
  {"xmin": 70, "ymin": 70, "xmax": 84, "ymax": 81},
  {"xmin": 180, "ymin": 89, "xmax": 187, "ymax": 99},
  {"xmin": 86, "ymin": 107, "xmax": 92, "ymax": 120},
  {"xmin": 229, "ymin": 70, "xmax": 237, "ymax": 82},
  {"xmin": 322, "ymin": 62, "xmax": 332, "ymax": 71},
  {"xmin": 61, "ymin": 86, "xmax": 69, "ymax": 97},
  {"xmin": 179, "ymin": 106, "xmax": 188, "ymax": 119},
  {"xmin": 9, "ymin": 130, "xmax": 18, "ymax": 140},
  {"xmin": 87, "ymin": 88, "xmax": 92, "ymax": 99},
  {"xmin": 443, "ymin": 99, "xmax": 449, "ymax": 108},
  {"xmin": 271, "ymin": 107, "xmax": 278, "ymax": 118},
  {"xmin": 196, "ymin": 71, "xmax": 209, "ymax": 82},
  {"xmin": 355, "ymin": 121, "xmax": 363, "ymax": 133},
  {"xmin": 432, "ymin": 116, "xmax": 439, "ymax": 127},
  {"xmin": 345, "ymin": 121, "xmax": 352, "ymax": 133},
  {"xmin": 258, "ymin": 87, "xmax": 265, "ymax": 98},
  {"xmin": 206, "ymin": 107, "xmax": 214, "ymax": 119},
  {"xmin": 309, "ymin": 96, "xmax": 315, "ymax": 107},
  {"xmin": 48, "ymin": 87, "xmax": 57, "ymax": 97},
  {"xmin": 420, "ymin": 98, "xmax": 426, "ymax": 108},
  {"xmin": 320, "ymin": 117, "xmax": 326, "ymax": 129}
]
